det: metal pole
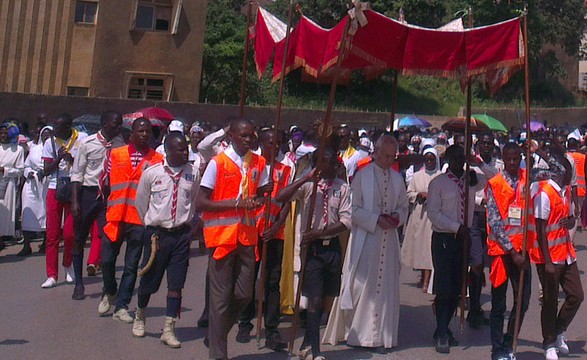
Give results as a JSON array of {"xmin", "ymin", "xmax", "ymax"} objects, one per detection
[
  {"xmin": 255, "ymin": 0, "xmax": 295, "ymax": 348},
  {"xmin": 287, "ymin": 17, "xmax": 352, "ymax": 358},
  {"xmin": 239, "ymin": 0, "xmax": 254, "ymax": 117},
  {"xmin": 513, "ymin": 9, "xmax": 530, "ymax": 352}
]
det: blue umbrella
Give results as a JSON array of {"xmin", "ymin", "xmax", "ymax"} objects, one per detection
[{"xmin": 398, "ymin": 115, "xmax": 432, "ymax": 128}]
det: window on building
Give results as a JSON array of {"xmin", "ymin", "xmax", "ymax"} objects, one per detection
[
  {"xmin": 75, "ymin": 1, "xmax": 98, "ymax": 24},
  {"xmin": 67, "ymin": 87, "xmax": 89, "ymax": 97},
  {"xmin": 126, "ymin": 73, "xmax": 173, "ymax": 101},
  {"xmin": 130, "ymin": 0, "xmax": 183, "ymax": 34}
]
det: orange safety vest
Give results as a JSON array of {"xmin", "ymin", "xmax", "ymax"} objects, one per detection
[
  {"xmin": 529, "ymin": 181, "xmax": 576, "ymax": 264},
  {"xmin": 569, "ymin": 151, "xmax": 586, "ymax": 197},
  {"xmin": 256, "ymin": 160, "xmax": 292, "ymax": 240},
  {"xmin": 485, "ymin": 169, "xmax": 535, "ymax": 287},
  {"xmin": 202, "ymin": 151, "xmax": 266, "ymax": 259},
  {"xmin": 103, "ymin": 146, "xmax": 163, "ymax": 242}
]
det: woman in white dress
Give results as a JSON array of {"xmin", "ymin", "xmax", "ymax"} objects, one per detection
[
  {"xmin": 18, "ymin": 125, "xmax": 53, "ymax": 256},
  {"xmin": 0, "ymin": 122, "xmax": 25, "ymax": 252},
  {"xmin": 401, "ymin": 147, "xmax": 441, "ymax": 292}
]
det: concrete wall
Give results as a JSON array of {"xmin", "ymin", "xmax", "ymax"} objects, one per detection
[
  {"xmin": 0, "ymin": 0, "xmax": 207, "ymax": 102},
  {"xmin": 4, "ymin": 92, "xmax": 587, "ymax": 131},
  {"xmin": 91, "ymin": 0, "xmax": 207, "ymax": 102},
  {"xmin": 0, "ymin": 0, "xmax": 76, "ymax": 95}
]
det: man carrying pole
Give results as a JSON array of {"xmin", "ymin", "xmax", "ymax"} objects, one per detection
[
  {"xmin": 427, "ymin": 144, "xmax": 487, "ymax": 354},
  {"xmin": 484, "ymin": 142, "xmax": 534, "ymax": 360},
  {"xmin": 275, "ymin": 146, "xmax": 352, "ymax": 360}
]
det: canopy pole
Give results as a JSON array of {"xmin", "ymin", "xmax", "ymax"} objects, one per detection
[
  {"xmin": 513, "ymin": 8, "xmax": 531, "ymax": 353},
  {"xmin": 390, "ymin": 69, "xmax": 399, "ymax": 131},
  {"xmin": 287, "ymin": 16, "xmax": 352, "ymax": 358},
  {"xmin": 255, "ymin": 0, "xmax": 295, "ymax": 348},
  {"xmin": 459, "ymin": 6, "xmax": 473, "ymax": 333},
  {"xmin": 239, "ymin": 0, "xmax": 254, "ymax": 117}
]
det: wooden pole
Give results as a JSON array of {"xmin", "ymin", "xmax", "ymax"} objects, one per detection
[
  {"xmin": 513, "ymin": 9, "xmax": 530, "ymax": 352},
  {"xmin": 239, "ymin": 0, "xmax": 254, "ymax": 117},
  {"xmin": 390, "ymin": 70, "xmax": 399, "ymax": 131},
  {"xmin": 459, "ymin": 6, "xmax": 473, "ymax": 332},
  {"xmin": 255, "ymin": 0, "xmax": 295, "ymax": 347},
  {"xmin": 287, "ymin": 17, "xmax": 352, "ymax": 358}
]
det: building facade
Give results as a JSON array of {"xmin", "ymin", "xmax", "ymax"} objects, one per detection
[{"xmin": 0, "ymin": 0, "xmax": 207, "ymax": 102}]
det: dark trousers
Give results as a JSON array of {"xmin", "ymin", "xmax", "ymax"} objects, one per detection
[
  {"xmin": 101, "ymin": 223, "xmax": 144, "ymax": 310},
  {"xmin": 469, "ymin": 211, "xmax": 488, "ymax": 314},
  {"xmin": 536, "ymin": 262, "xmax": 584, "ymax": 349},
  {"xmin": 432, "ymin": 231, "xmax": 464, "ymax": 339},
  {"xmin": 490, "ymin": 255, "xmax": 531, "ymax": 355},
  {"xmin": 72, "ymin": 187, "xmax": 106, "ymax": 287},
  {"xmin": 208, "ymin": 243, "xmax": 256, "ymax": 359},
  {"xmin": 239, "ymin": 239, "xmax": 284, "ymax": 336}
]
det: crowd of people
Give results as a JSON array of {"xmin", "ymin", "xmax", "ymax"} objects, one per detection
[{"xmin": 0, "ymin": 111, "xmax": 584, "ymax": 360}]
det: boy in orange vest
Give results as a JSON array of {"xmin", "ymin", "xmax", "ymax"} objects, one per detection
[
  {"xmin": 531, "ymin": 149, "xmax": 584, "ymax": 360},
  {"xmin": 485, "ymin": 143, "xmax": 534, "ymax": 360}
]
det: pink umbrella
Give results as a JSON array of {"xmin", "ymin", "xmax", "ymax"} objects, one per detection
[{"xmin": 123, "ymin": 107, "xmax": 175, "ymax": 128}]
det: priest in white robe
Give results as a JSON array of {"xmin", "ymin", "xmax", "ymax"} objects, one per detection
[{"xmin": 323, "ymin": 134, "xmax": 409, "ymax": 352}]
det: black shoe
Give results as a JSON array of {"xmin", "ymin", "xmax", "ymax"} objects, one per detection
[
  {"xmin": 197, "ymin": 318, "xmax": 208, "ymax": 328},
  {"xmin": 203, "ymin": 337, "xmax": 209, "ymax": 348},
  {"xmin": 446, "ymin": 330, "xmax": 459, "ymax": 347},
  {"xmin": 265, "ymin": 333, "xmax": 287, "ymax": 351},
  {"xmin": 17, "ymin": 246, "xmax": 32, "ymax": 257},
  {"xmin": 72, "ymin": 286, "xmax": 86, "ymax": 300},
  {"xmin": 372, "ymin": 346, "xmax": 388, "ymax": 354},
  {"xmin": 435, "ymin": 335, "xmax": 450, "ymax": 354},
  {"xmin": 467, "ymin": 310, "xmax": 487, "ymax": 329},
  {"xmin": 236, "ymin": 323, "xmax": 253, "ymax": 343},
  {"xmin": 38, "ymin": 243, "xmax": 45, "ymax": 254}
]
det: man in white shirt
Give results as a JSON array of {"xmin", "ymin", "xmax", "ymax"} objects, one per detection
[
  {"xmin": 132, "ymin": 132, "xmax": 201, "ymax": 348},
  {"xmin": 530, "ymin": 150, "xmax": 583, "ymax": 360},
  {"xmin": 41, "ymin": 113, "xmax": 88, "ymax": 288},
  {"xmin": 427, "ymin": 144, "xmax": 487, "ymax": 353}
]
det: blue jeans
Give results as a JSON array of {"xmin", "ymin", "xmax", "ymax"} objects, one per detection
[{"xmin": 101, "ymin": 223, "xmax": 144, "ymax": 310}]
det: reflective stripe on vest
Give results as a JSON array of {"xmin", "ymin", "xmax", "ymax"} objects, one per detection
[
  {"xmin": 202, "ymin": 151, "xmax": 267, "ymax": 252},
  {"xmin": 529, "ymin": 181, "xmax": 576, "ymax": 264}
]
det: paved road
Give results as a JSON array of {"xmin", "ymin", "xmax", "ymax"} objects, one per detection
[{"xmin": 1, "ymin": 235, "xmax": 587, "ymax": 360}]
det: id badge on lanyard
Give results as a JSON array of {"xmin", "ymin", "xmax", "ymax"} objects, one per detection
[{"xmin": 508, "ymin": 181, "xmax": 522, "ymax": 226}]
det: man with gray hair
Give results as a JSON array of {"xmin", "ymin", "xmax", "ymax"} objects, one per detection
[{"xmin": 324, "ymin": 134, "xmax": 409, "ymax": 354}]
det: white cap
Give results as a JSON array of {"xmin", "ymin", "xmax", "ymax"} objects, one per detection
[{"xmin": 168, "ymin": 120, "xmax": 184, "ymax": 134}]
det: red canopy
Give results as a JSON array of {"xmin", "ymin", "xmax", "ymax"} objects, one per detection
[{"xmin": 253, "ymin": 8, "xmax": 524, "ymax": 94}]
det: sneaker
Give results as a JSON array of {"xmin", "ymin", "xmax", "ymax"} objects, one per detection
[
  {"xmin": 435, "ymin": 335, "xmax": 450, "ymax": 354},
  {"xmin": 98, "ymin": 293, "xmax": 115, "ymax": 315},
  {"xmin": 112, "ymin": 308, "xmax": 134, "ymax": 323},
  {"xmin": 556, "ymin": 333, "xmax": 569, "ymax": 356},
  {"xmin": 132, "ymin": 308, "xmax": 146, "ymax": 337},
  {"xmin": 86, "ymin": 264, "xmax": 97, "ymax": 277},
  {"xmin": 72, "ymin": 285, "xmax": 86, "ymax": 300},
  {"xmin": 236, "ymin": 322, "xmax": 253, "ymax": 343},
  {"xmin": 298, "ymin": 346, "xmax": 311, "ymax": 360},
  {"xmin": 64, "ymin": 266, "xmax": 75, "ymax": 283},
  {"xmin": 41, "ymin": 277, "xmax": 57, "ymax": 288},
  {"xmin": 545, "ymin": 347, "xmax": 558, "ymax": 360}
]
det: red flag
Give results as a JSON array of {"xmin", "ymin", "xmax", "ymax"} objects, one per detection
[{"xmin": 253, "ymin": 7, "xmax": 287, "ymax": 78}]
